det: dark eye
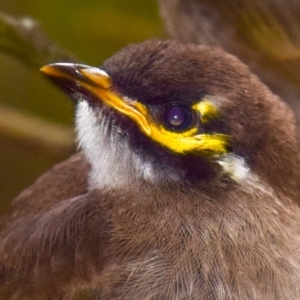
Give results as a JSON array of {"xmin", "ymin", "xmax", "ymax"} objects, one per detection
[{"xmin": 163, "ymin": 103, "xmax": 194, "ymax": 131}]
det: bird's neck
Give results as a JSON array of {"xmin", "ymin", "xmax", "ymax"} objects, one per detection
[
  {"xmin": 249, "ymin": 99, "xmax": 300, "ymax": 203},
  {"xmin": 93, "ymin": 170, "xmax": 300, "ymax": 299}
]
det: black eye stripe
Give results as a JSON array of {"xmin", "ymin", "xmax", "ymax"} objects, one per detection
[{"xmin": 163, "ymin": 103, "xmax": 194, "ymax": 131}]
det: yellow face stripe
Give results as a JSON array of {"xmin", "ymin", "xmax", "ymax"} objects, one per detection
[
  {"xmin": 149, "ymin": 127, "xmax": 229, "ymax": 155},
  {"xmin": 93, "ymin": 91, "xmax": 229, "ymax": 156},
  {"xmin": 133, "ymin": 99, "xmax": 228, "ymax": 155},
  {"xmin": 41, "ymin": 64, "xmax": 230, "ymax": 156}
]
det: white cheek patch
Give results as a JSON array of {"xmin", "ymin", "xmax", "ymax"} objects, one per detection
[
  {"xmin": 75, "ymin": 101, "xmax": 130, "ymax": 189},
  {"xmin": 217, "ymin": 154, "xmax": 250, "ymax": 182},
  {"xmin": 75, "ymin": 101, "xmax": 162, "ymax": 189}
]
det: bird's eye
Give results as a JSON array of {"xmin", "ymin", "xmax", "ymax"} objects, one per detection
[{"xmin": 163, "ymin": 104, "xmax": 194, "ymax": 131}]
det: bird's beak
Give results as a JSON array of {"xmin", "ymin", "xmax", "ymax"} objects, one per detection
[
  {"xmin": 40, "ymin": 63, "xmax": 151, "ymax": 134},
  {"xmin": 41, "ymin": 63, "xmax": 229, "ymax": 155}
]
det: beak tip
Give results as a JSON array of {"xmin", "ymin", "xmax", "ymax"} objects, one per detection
[{"xmin": 40, "ymin": 65, "xmax": 50, "ymax": 74}]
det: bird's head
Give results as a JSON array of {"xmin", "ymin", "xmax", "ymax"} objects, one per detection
[{"xmin": 41, "ymin": 40, "xmax": 298, "ymax": 192}]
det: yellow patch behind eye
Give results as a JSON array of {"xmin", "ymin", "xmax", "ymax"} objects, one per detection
[{"xmin": 193, "ymin": 99, "xmax": 219, "ymax": 124}]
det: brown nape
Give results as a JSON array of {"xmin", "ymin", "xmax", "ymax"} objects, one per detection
[
  {"xmin": 217, "ymin": 70, "xmax": 300, "ymax": 204},
  {"xmin": 1, "ymin": 39, "xmax": 300, "ymax": 300}
]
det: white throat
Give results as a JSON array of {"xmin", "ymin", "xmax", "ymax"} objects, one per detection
[{"xmin": 75, "ymin": 101, "xmax": 164, "ymax": 190}]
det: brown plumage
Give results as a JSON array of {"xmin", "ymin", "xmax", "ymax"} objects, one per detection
[{"xmin": 1, "ymin": 40, "xmax": 300, "ymax": 299}]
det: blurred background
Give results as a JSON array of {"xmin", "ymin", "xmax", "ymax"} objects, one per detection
[{"xmin": 0, "ymin": 0, "xmax": 164, "ymax": 211}]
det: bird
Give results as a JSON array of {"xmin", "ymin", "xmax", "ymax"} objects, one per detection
[{"xmin": 1, "ymin": 39, "xmax": 300, "ymax": 299}]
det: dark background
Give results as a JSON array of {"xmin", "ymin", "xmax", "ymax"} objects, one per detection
[{"xmin": 0, "ymin": 0, "xmax": 164, "ymax": 211}]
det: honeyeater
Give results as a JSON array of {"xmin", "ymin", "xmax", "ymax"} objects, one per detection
[{"xmin": 1, "ymin": 39, "xmax": 300, "ymax": 299}]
